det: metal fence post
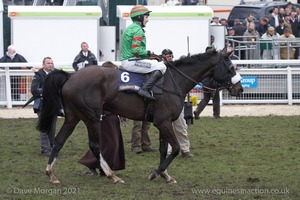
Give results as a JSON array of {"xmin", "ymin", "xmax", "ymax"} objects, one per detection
[
  {"xmin": 5, "ymin": 67, "xmax": 12, "ymax": 108},
  {"xmin": 287, "ymin": 67, "xmax": 293, "ymax": 105}
]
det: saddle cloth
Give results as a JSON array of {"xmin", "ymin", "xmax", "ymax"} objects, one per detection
[{"xmin": 118, "ymin": 69, "xmax": 163, "ymax": 94}]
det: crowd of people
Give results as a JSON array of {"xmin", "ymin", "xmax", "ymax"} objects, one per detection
[{"xmin": 222, "ymin": 2, "xmax": 300, "ymax": 60}]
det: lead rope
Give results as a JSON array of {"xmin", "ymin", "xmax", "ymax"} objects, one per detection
[{"xmin": 164, "ymin": 58, "xmax": 217, "ymax": 93}]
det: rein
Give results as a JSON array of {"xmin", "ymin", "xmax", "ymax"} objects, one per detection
[{"xmin": 164, "ymin": 58, "xmax": 217, "ymax": 92}]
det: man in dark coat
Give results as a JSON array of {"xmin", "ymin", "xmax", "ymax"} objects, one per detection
[
  {"xmin": 0, "ymin": 45, "xmax": 27, "ymax": 100},
  {"xmin": 193, "ymin": 77, "xmax": 221, "ymax": 119},
  {"xmin": 72, "ymin": 42, "xmax": 98, "ymax": 71},
  {"xmin": 233, "ymin": 19, "xmax": 247, "ymax": 59},
  {"xmin": 31, "ymin": 57, "xmax": 57, "ymax": 157}
]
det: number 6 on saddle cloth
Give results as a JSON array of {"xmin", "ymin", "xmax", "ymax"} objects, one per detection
[{"xmin": 118, "ymin": 69, "xmax": 163, "ymax": 94}]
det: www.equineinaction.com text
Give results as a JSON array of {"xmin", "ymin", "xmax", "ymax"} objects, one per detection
[{"xmin": 192, "ymin": 187, "xmax": 290, "ymax": 195}]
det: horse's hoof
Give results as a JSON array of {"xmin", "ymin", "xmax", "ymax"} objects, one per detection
[
  {"xmin": 46, "ymin": 170, "xmax": 60, "ymax": 184},
  {"xmin": 166, "ymin": 178, "xmax": 177, "ymax": 184},
  {"xmin": 50, "ymin": 179, "xmax": 60, "ymax": 184},
  {"xmin": 114, "ymin": 179, "xmax": 125, "ymax": 184},
  {"xmin": 149, "ymin": 170, "xmax": 158, "ymax": 181}
]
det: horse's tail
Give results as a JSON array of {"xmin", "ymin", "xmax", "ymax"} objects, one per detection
[{"xmin": 37, "ymin": 69, "xmax": 70, "ymax": 133}]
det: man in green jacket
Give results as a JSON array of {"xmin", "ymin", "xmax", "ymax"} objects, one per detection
[{"xmin": 120, "ymin": 5, "xmax": 166, "ymax": 100}]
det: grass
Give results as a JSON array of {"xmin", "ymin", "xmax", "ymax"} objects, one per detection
[{"xmin": 0, "ymin": 116, "xmax": 299, "ymax": 200}]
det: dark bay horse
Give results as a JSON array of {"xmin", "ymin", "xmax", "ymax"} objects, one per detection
[{"xmin": 38, "ymin": 49, "xmax": 243, "ymax": 184}]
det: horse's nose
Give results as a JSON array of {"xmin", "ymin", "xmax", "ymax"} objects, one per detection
[{"xmin": 238, "ymin": 88, "xmax": 244, "ymax": 96}]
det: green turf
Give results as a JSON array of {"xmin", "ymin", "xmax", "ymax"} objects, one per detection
[{"xmin": 0, "ymin": 116, "xmax": 299, "ymax": 200}]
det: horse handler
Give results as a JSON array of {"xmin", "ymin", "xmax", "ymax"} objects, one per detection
[{"xmin": 78, "ymin": 111, "xmax": 125, "ymax": 175}]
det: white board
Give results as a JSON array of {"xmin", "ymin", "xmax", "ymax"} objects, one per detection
[
  {"xmin": 8, "ymin": 6, "xmax": 101, "ymax": 63},
  {"xmin": 99, "ymin": 26, "xmax": 116, "ymax": 62}
]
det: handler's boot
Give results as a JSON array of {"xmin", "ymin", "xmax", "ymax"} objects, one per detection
[{"xmin": 138, "ymin": 70, "xmax": 163, "ymax": 100}]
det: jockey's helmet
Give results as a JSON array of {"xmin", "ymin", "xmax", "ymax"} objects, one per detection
[{"xmin": 130, "ymin": 5, "xmax": 151, "ymax": 18}]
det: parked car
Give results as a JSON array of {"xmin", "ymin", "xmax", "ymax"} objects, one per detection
[{"xmin": 227, "ymin": 1, "xmax": 300, "ymax": 27}]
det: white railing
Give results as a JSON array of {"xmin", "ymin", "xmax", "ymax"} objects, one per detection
[{"xmin": 1, "ymin": 61, "xmax": 300, "ymax": 108}]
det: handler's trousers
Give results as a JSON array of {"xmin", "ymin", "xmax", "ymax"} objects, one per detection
[{"xmin": 131, "ymin": 120, "xmax": 152, "ymax": 152}]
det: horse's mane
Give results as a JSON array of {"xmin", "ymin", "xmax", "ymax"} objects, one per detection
[{"xmin": 173, "ymin": 50, "xmax": 218, "ymax": 66}]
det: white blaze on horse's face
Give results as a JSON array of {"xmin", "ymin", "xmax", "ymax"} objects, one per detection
[{"xmin": 231, "ymin": 73, "xmax": 241, "ymax": 85}]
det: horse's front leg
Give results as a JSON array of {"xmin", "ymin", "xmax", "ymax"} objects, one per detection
[{"xmin": 149, "ymin": 121, "xmax": 180, "ymax": 183}]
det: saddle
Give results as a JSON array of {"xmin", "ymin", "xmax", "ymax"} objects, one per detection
[{"xmin": 118, "ymin": 69, "xmax": 163, "ymax": 94}]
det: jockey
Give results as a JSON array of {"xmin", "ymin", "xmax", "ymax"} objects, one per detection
[{"xmin": 120, "ymin": 5, "xmax": 167, "ymax": 100}]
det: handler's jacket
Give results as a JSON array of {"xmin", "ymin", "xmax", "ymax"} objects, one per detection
[
  {"xmin": 201, "ymin": 77, "xmax": 220, "ymax": 92},
  {"xmin": 121, "ymin": 21, "xmax": 149, "ymax": 60}
]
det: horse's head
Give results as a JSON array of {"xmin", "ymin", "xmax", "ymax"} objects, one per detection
[{"xmin": 213, "ymin": 48, "xmax": 243, "ymax": 96}]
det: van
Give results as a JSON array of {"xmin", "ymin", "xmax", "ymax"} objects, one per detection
[{"xmin": 227, "ymin": 1, "xmax": 300, "ymax": 27}]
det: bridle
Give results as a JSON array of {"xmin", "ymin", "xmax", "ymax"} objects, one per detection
[{"xmin": 163, "ymin": 57, "xmax": 236, "ymax": 94}]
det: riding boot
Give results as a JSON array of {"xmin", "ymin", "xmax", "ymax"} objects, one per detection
[{"xmin": 138, "ymin": 70, "xmax": 163, "ymax": 100}]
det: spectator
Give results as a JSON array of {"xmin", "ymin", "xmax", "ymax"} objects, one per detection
[
  {"xmin": 283, "ymin": 13, "xmax": 292, "ymax": 34},
  {"xmin": 242, "ymin": 13, "xmax": 255, "ymax": 28},
  {"xmin": 243, "ymin": 22, "xmax": 260, "ymax": 59},
  {"xmin": 268, "ymin": 7, "xmax": 280, "ymax": 28},
  {"xmin": 278, "ymin": 7, "xmax": 285, "ymax": 20},
  {"xmin": 220, "ymin": 18, "xmax": 228, "ymax": 26},
  {"xmin": 280, "ymin": 28, "xmax": 296, "ymax": 59},
  {"xmin": 275, "ymin": 18, "xmax": 287, "ymax": 35},
  {"xmin": 233, "ymin": 18, "xmax": 247, "ymax": 59},
  {"xmin": 233, "ymin": 19, "xmax": 247, "ymax": 36},
  {"xmin": 161, "ymin": 49, "xmax": 194, "ymax": 158},
  {"xmin": 193, "ymin": 46, "xmax": 221, "ymax": 120},
  {"xmin": 226, "ymin": 27, "xmax": 236, "ymax": 48},
  {"xmin": 182, "ymin": 0, "xmax": 198, "ymax": 5},
  {"xmin": 285, "ymin": 7, "xmax": 292, "ymax": 16},
  {"xmin": 286, "ymin": 1, "xmax": 296, "ymax": 12},
  {"xmin": 290, "ymin": 11, "xmax": 299, "ymax": 37},
  {"xmin": 227, "ymin": 27, "xmax": 235, "ymax": 37},
  {"xmin": 165, "ymin": 0, "xmax": 181, "ymax": 6},
  {"xmin": 261, "ymin": 26, "xmax": 280, "ymax": 60},
  {"xmin": 30, "ymin": 57, "xmax": 56, "ymax": 157},
  {"xmin": 45, "ymin": 0, "xmax": 63, "ymax": 5},
  {"xmin": 0, "ymin": 45, "xmax": 27, "ymax": 101},
  {"xmin": 131, "ymin": 121, "xmax": 157, "ymax": 154},
  {"xmin": 119, "ymin": 5, "xmax": 166, "ymax": 101},
  {"xmin": 256, "ymin": 17, "xmax": 269, "ymax": 37},
  {"xmin": 72, "ymin": 42, "xmax": 98, "ymax": 71},
  {"xmin": 290, "ymin": 11, "xmax": 299, "ymax": 59},
  {"xmin": 210, "ymin": 35, "xmax": 216, "ymax": 49},
  {"xmin": 296, "ymin": 7, "xmax": 300, "ymax": 22},
  {"xmin": 211, "ymin": 16, "xmax": 221, "ymax": 25}
]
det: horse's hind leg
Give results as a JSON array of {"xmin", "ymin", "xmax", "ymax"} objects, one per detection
[
  {"xmin": 87, "ymin": 120, "xmax": 125, "ymax": 184},
  {"xmin": 46, "ymin": 117, "xmax": 80, "ymax": 184}
]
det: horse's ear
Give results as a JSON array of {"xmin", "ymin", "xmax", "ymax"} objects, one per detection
[
  {"xmin": 221, "ymin": 47, "xmax": 227, "ymax": 54},
  {"xmin": 221, "ymin": 46, "xmax": 233, "ymax": 58},
  {"xmin": 226, "ymin": 50, "xmax": 233, "ymax": 58}
]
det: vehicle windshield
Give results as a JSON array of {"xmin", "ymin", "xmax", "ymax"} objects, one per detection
[{"xmin": 228, "ymin": 7, "xmax": 261, "ymax": 21}]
